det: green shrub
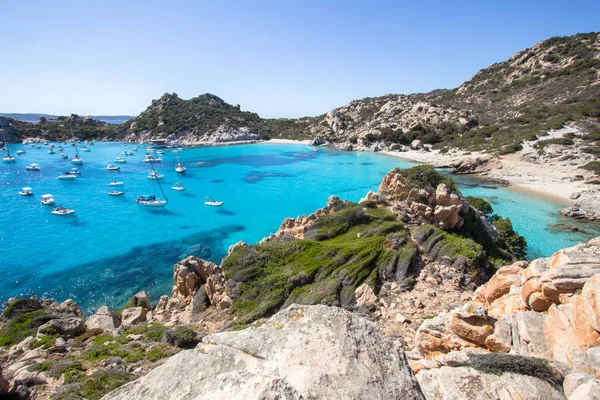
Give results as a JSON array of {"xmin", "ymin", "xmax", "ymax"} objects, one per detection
[
  {"xmin": 79, "ymin": 369, "xmax": 134, "ymax": 400},
  {"xmin": 124, "ymin": 322, "xmax": 166, "ymax": 342},
  {"xmin": 498, "ymin": 142, "xmax": 523, "ymax": 155},
  {"xmin": 0, "ymin": 309, "xmax": 52, "ymax": 347},
  {"xmin": 305, "ymin": 206, "xmax": 370, "ymax": 240},
  {"xmin": 533, "ymin": 137, "xmax": 574, "ymax": 149},
  {"xmin": 465, "ymin": 196, "xmax": 493, "ymax": 215},
  {"xmin": 491, "ymin": 216, "xmax": 528, "ymax": 259},
  {"xmin": 581, "ymin": 161, "xmax": 600, "ymax": 175},
  {"xmin": 392, "ymin": 165, "xmax": 460, "ymax": 193},
  {"xmin": 162, "ymin": 326, "xmax": 199, "ymax": 349},
  {"xmin": 145, "ymin": 343, "xmax": 175, "ymax": 362}
]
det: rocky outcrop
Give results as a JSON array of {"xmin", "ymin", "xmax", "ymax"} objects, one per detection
[
  {"xmin": 85, "ymin": 306, "xmax": 121, "ymax": 331},
  {"xmin": 561, "ymin": 190, "xmax": 600, "ymax": 221},
  {"xmin": 408, "ymin": 237, "xmax": 600, "ymax": 399},
  {"xmin": 271, "ymin": 195, "xmax": 342, "ymax": 239},
  {"xmin": 153, "ymin": 256, "xmax": 231, "ymax": 323},
  {"xmin": 103, "ymin": 305, "xmax": 425, "ymax": 400}
]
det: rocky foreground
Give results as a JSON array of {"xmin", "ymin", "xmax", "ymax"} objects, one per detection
[{"xmin": 1, "ymin": 167, "xmax": 600, "ymax": 399}]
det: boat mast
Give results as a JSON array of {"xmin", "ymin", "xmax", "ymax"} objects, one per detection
[
  {"xmin": 150, "ymin": 163, "xmax": 168, "ymax": 203},
  {"xmin": 70, "ymin": 121, "xmax": 80, "ymax": 157}
]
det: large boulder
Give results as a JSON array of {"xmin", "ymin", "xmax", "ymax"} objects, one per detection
[
  {"xmin": 103, "ymin": 305, "xmax": 425, "ymax": 399},
  {"xmin": 416, "ymin": 364, "xmax": 565, "ymax": 400},
  {"xmin": 560, "ymin": 190, "xmax": 600, "ymax": 221},
  {"xmin": 85, "ymin": 306, "xmax": 121, "ymax": 331},
  {"xmin": 121, "ymin": 307, "xmax": 147, "ymax": 326},
  {"xmin": 37, "ymin": 317, "xmax": 85, "ymax": 338},
  {"xmin": 582, "ymin": 274, "xmax": 600, "ymax": 333}
]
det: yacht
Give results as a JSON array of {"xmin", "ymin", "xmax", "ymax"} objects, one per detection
[
  {"xmin": 19, "ymin": 187, "xmax": 33, "ymax": 196},
  {"xmin": 51, "ymin": 206, "xmax": 75, "ymax": 215},
  {"xmin": 69, "ymin": 122, "xmax": 84, "ymax": 165},
  {"xmin": 41, "ymin": 194, "xmax": 55, "ymax": 205},
  {"xmin": 204, "ymin": 196, "xmax": 224, "ymax": 206},
  {"xmin": 58, "ymin": 172, "xmax": 77, "ymax": 180},
  {"xmin": 25, "ymin": 164, "xmax": 41, "ymax": 171},
  {"xmin": 171, "ymin": 182, "xmax": 186, "ymax": 191},
  {"xmin": 148, "ymin": 171, "xmax": 164, "ymax": 180},
  {"xmin": 137, "ymin": 165, "xmax": 168, "ymax": 207},
  {"xmin": 106, "ymin": 164, "xmax": 120, "ymax": 171},
  {"xmin": 175, "ymin": 152, "xmax": 186, "ymax": 174},
  {"xmin": 156, "ymin": 150, "xmax": 165, "ymax": 155}
]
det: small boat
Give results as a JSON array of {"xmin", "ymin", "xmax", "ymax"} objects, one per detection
[
  {"xmin": 156, "ymin": 150, "xmax": 164, "ymax": 155},
  {"xmin": 51, "ymin": 206, "xmax": 75, "ymax": 215},
  {"xmin": 106, "ymin": 164, "xmax": 120, "ymax": 171},
  {"xmin": 69, "ymin": 123, "xmax": 84, "ymax": 165},
  {"xmin": 70, "ymin": 168, "xmax": 81, "ymax": 175},
  {"xmin": 132, "ymin": 147, "xmax": 138, "ymax": 151},
  {"xmin": 43, "ymin": 141, "xmax": 49, "ymax": 145},
  {"xmin": 175, "ymin": 152, "xmax": 186, "ymax": 174},
  {"xmin": 25, "ymin": 163, "xmax": 41, "ymax": 171},
  {"xmin": 2, "ymin": 154, "xmax": 15, "ymax": 163},
  {"xmin": 204, "ymin": 196, "xmax": 224, "ymax": 206},
  {"xmin": 148, "ymin": 171, "xmax": 164, "ymax": 180},
  {"xmin": 60, "ymin": 153, "xmax": 68, "ymax": 159},
  {"xmin": 114, "ymin": 157, "xmax": 127, "ymax": 163},
  {"xmin": 108, "ymin": 180, "xmax": 124, "ymax": 186},
  {"xmin": 171, "ymin": 182, "xmax": 186, "ymax": 191},
  {"xmin": 41, "ymin": 194, "xmax": 55, "ymax": 205},
  {"xmin": 57, "ymin": 146, "xmax": 63, "ymax": 150},
  {"xmin": 58, "ymin": 172, "xmax": 77, "ymax": 180},
  {"xmin": 16, "ymin": 149, "xmax": 26, "ymax": 155},
  {"xmin": 70, "ymin": 155, "xmax": 83, "ymax": 164},
  {"xmin": 19, "ymin": 187, "xmax": 33, "ymax": 196},
  {"xmin": 108, "ymin": 191, "xmax": 125, "ymax": 196},
  {"xmin": 122, "ymin": 151, "xmax": 133, "ymax": 156},
  {"xmin": 81, "ymin": 147, "xmax": 91, "ymax": 152},
  {"xmin": 48, "ymin": 149, "xmax": 55, "ymax": 155},
  {"xmin": 143, "ymin": 155, "xmax": 162, "ymax": 163}
]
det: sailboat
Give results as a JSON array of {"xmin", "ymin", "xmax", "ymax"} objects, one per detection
[
  {"xmin": 69, "ymin": 122, "xmax": 83, "ymax": 165},
  {"xmin": 1, "ymin": 118, "xmax": 15, "ymax": 163},
  {"xmin": 137, "ymin": 164, "xmax": 168, "ymax": 207},
  {"xmin": 175, "ymin": 152, "xmax": 186, "ymax": 174}
]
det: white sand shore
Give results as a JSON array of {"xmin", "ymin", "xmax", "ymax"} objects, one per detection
[
  {"xmin": 266, "ymin": 139, "xmax": 312, "ymax": 145},
  {"xmin": 380, "ymin": 149, "xmax": 587, "ymax": 204}
]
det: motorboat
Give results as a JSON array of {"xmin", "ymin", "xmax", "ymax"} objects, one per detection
[
  {"xmin": 2, "ymin": 154, "xmax": 15, "ymax": 163},
  {"xmin": 58, "ymin": 172, "xmax": 77, "ymax": 180},
  {"xmin": 57, "ymin": 146, "xmax": 63, "ymax": 150},
  {"xmin": 132, "ymin": 147, "xmax": 138, "ymax": 151},
  {"xmin": 171, "ymin": 182, "xmax": 186, "ymax": 191},
  {"xmin": 41, "ymin": 194, "xmax": 55, "ymax": 205},
  {"xmin": 106, "ymin": 164, "xmax": 120, "ymax": 171},
  {"xmin": 148, "ymin": 171, "xmax": 164, "ymax": 180},
  {"xmin": 204, "ymin": 196, "xmax": 224, "ymax": 206},
  {"xmin": 43, "ymin": 141, "xmax": 49, "ymax": 145},
  {"xmin": 156, "ymin": 150, "xmax": 165, "ymax": 155},
  {"xmin": 60, "ymin": 153, "xmax": 68, "ymax": 159},
  {"xmin": 108, "ymin": 180, "xmax": 124, "ymax": 186},
  {"xmin": 81, "ymin": 146, "xmax": 91, "ymax": 152},
  {"xmin": 51, "ymin": 206, "xmax": 75, "ymax": 215},
  {"xmin": 122, "ymin": 151, "xmax": 133, "ymax": 156},
  {"xmin": 108, "ymin": 191, "xmax": 125, "ymax": 196},
  {"xmin": 16, "ymin": 149, "xmax": 26, "ymax": 155},
  {"xmin": 70, "ymin": 155, "xmax": 83, "ymax": 164},
  {"xmin": 25, "ymin": 164, "xmax": 41, "ymax": 171},
  {"xmin": 48, "ymin": 149, "xmax": 55, "ymax": 155},
  {"xmin": 114, "ymin": 157, "xmax": 127, "ymax": 163},
  {"xmin": 19, "ymin": 187, "xmax": 33, "ymax": 196},
  {"xmin": 143, "ymin": 155, "xmax": 162, "ymax": 163},
  {"xmin": 70, "ymin": 168, "xmax": 81, "ymax": 175},
  {"xmin": 175, "ymin": 152, "xmax": 186, "ymax": 174}
]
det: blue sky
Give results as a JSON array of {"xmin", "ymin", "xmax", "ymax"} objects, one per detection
[{"xmin": 0, "ymin": 0, "xmax": 598, "ymax": 118}]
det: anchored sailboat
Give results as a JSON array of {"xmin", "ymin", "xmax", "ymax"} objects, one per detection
[
  {"xmin": 69, "ymin": 121, "xmax": 83, "ymax": 165},
  {"xmin": 175, "ymin": 152, "xmax": 186, "ymax": 174},
  {"xmin": 137, "ymin": 164, "xmax": 168, "ymax": 207},
  {"xmin": 1, "ymin": 118, "xmax": 15, "ymax": 163}
]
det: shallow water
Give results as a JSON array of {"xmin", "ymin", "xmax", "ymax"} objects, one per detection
[{"xmin": 1, "ymin": 142, "xmax": 598, "ymax": 313}]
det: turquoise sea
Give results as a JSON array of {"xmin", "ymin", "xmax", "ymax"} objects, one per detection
[{"xmin": 1, "ymin": 142, "xmax": 598, "ymax": 313}]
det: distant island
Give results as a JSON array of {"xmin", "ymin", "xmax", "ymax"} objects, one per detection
[{"xmin": 0, "ymin": 113, "xmax": 133, "ymax": 125}]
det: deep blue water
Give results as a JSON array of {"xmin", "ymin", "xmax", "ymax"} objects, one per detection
[{"xmin": 1, "ymin": 142, "xmax": 598, "ymax": 313}]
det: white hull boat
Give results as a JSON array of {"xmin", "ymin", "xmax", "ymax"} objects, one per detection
[
  {"xmin": 106, "ymin": 164, "xmax": 120, "ymax": 171},
  {"xmin": 108, "ymin": 191, "xmax": 125, "ymax": 196},
  {"xmin": 205, "ymin": 197, "xmax": 223, "ymax": 206},
  {"xmin": 16, "ymin": 150, "xmax": 26, "ymax": 155},
  {"xmin": 148, "ymin": 172, "xmax": 164, "ymax": 180},
  {"xmin": 52, "ymin": 206, "xmax": 75, "ymax": 215},
  {"xmin": 19, "ymin": 187, "xmax": 33, "ymax": 196},
  {"xmin": 171, "ymin": 182, "xmax": 186, "ymax": 191},
  {"xmin": 25, "ymin": 164, "xmax": 40, "ymax": 171},
  {"xmin": 58, "ymin": 173, "xmax": 77, "ymax": 180},
  {"xmin": 41, "ymin": 194, "xmax": 55, "ymax": 205},
  {"xmin": 114, "ymin": 157, "xmax": 127, "ymax": 163},
  {"xmin": 108, "ymin": 181, "xmax": 124, "ymax": 186}
]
